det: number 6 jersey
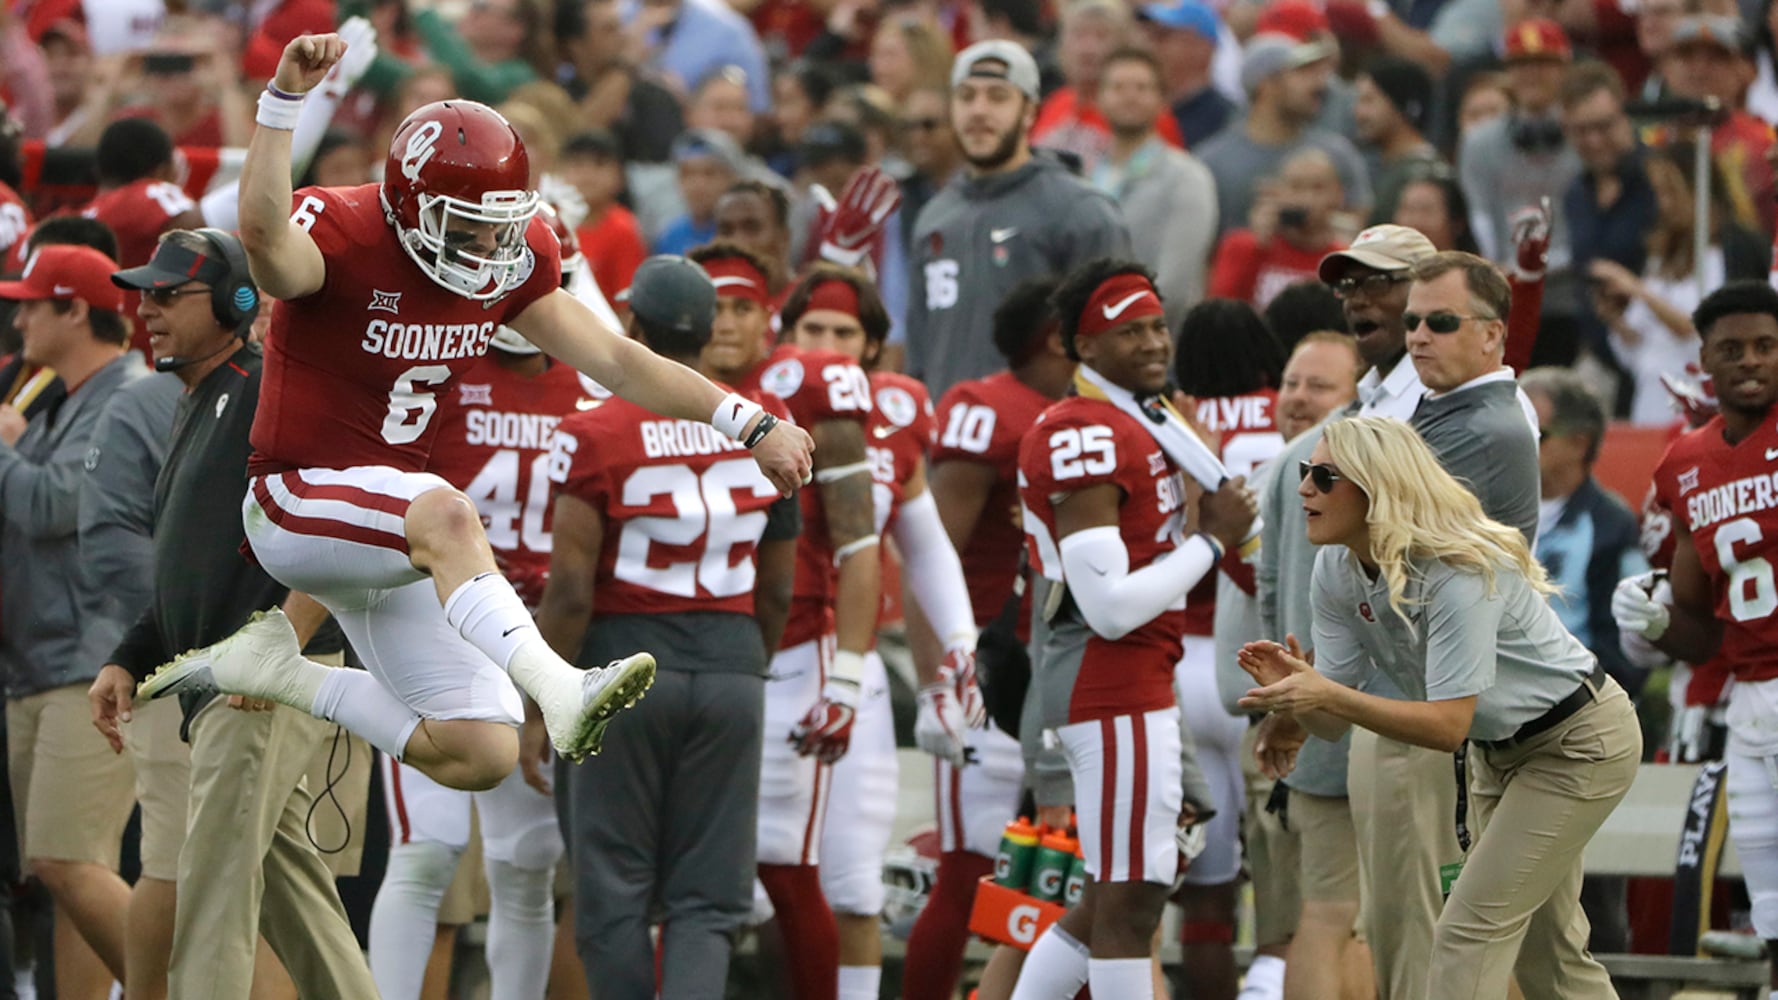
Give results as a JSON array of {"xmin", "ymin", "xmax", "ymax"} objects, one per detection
[
  {"xmin": 250, "ymin": 184, "xmax": 563, "ymax": 476},
  {"xmin": 1654, "ymin": 413, "xmax": 1778, "ymax": 682}
]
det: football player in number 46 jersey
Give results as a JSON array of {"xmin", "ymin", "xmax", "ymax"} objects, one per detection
[
  {"xmin": 786, "ymin": 264, "xmax": 984, "ymax": 1000},
  {"xmin": 138, "ymin": 34, "xmax": 813, "ymax": 798},
  {"xmin": 1015, "ymin": 261, "xmax": 1255, "ymax": 1000},
  {"xmin": 1615, "ymin": 281, "xmax": 1778, "ymax": 997}
]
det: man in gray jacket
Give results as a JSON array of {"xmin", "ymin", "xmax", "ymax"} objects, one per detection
[
  {"xmin": 907, "ymin": 40, "xmax": 1131, "ymax": 397},
  {"xmin": 1091, "ymin": 47, "xmax": 1218, "ymax": 330},
  {"xmin": 0, "ymin": 243, "xmax": 146, "ymax": 997}
]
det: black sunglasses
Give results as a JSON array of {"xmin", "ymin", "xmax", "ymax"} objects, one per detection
[
  {"xmin": 1331, "ymin": 273, "xmax": 1407, "ymax": 298},
  {"xmin": 899, "ymin": 116, "xmax": 944, "ymax": 132},
  {"xmin": 1402, "ymin": 310, "xmax": 1494, "ymax": 334},
  {"xmin": 141, "ymin": 287, "xmax": 210, "ymax": 306},
  {"xmin": 1299, "ymin": 461, "xmax": 1345, "ymax": 494}
]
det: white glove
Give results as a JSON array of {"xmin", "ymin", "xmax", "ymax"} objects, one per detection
[
  {"xmin": 1671, "ymin": 704, "xmax": 1709, "ymax": 763},
  {"xmin": 538, "ymin": 173, "xmax": 590, "ymax": 231},
  {"xmin": 1612, "ymin": 571, "xmax": 1671, "ymax": 641},
  {"xmin": 915, "ymin": 683, "xmax": 968, "ymax": 768},
  {"xmin": 315, "ymin": 16, "xmax": 379, "ymax": 100}
]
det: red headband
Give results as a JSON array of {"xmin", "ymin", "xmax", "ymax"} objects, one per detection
[
  {"xmin": 701, "ymin": 255, "xmax": 770, "ymax": 307},
  {"xmin": 1078, "ymin": 273, "xmax": 1163, "ymax": 339},
  {"xmin": 803, "ymin": 278, "xmax": 860, "ymax": 318}
]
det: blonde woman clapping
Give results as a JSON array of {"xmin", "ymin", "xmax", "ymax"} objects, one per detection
[{"xmin": 1237, "ymin": 416, "xmax": 1639, "ymax": 1000}]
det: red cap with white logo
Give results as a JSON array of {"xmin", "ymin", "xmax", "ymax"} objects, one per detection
[{"xmin": 0, "ymin": 244, "xmax": 125, "ymax": 313}]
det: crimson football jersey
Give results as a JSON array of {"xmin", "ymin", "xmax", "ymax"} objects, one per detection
[
  {"xmin": 426, "ymin": 358, "xmax": 594, "ymax": 607},
  {"xmin": 1654, "ymin": 415, "xmax": 1778, "ymax": 684},
  {"xmin": 81, "ymin": 177, "xmax": 196, "ymax": 360},
  {"xmin": 250, "ymin": 184, "xmax": 563, "ymax": 476},
  {"xmin": 866, "ymin": 371, "xmax": 935, "ymax": 534},
  {"xmin": 1181, "ymin": 389, "xmax": 1283, "ymax": 633},
  {"xmin": 549, "ymin": 391, "xmax": 792, "ymax": 617},
  {"xmin": 734, "ymin": 342, "xmax": 872, "ymax": 649},
  {"xmin": 932, "ymin": 371, "xmax": 1052, "ymax": 639},
  {"xmin": 1020, "ymin": 396, "xmax": 1188, "ymax": 722}
]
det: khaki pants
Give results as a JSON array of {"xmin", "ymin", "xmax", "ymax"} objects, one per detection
[
  {"xmin": 1348, "ymin": 726, "xmax": 1464, "ymax": 999},
  {"xmin": 1430, "ymin": 683, "xmax": 1640, "ymax": 999},
  {"xmin": 1291, "ymin": 790, "xmax": 1360, "ymax": 905},
  {"xmin": 169, "ymin": 694, "xmax": 377, "ymax": 1000},
  {"xmin": 1243, "ymin": 724, "xmax": 1301, "ymax": 947},
  {"xmin": 123, "ymin": 698, "xmax": 190, "ymax": 881}
]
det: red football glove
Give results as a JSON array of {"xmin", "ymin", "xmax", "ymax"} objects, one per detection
[
  {"xmin": 941, "ymin": 645, "xmax": 987, "ymax": 728},
  {"xmin": 791, "ymin": 676, "xmax": 860, "ymax": 763},
  {"xmin": 1661, "ymin": 363, "xmax": 1719, "ymax": 428},
  {"xmin": 1510, "ymin": 200, "xmax": 1552, "ymax": 280},
  {"xmin": 815, "ymin": 165, "xmax": 902, "ymax": 269}
]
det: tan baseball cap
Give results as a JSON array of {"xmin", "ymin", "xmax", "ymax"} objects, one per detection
[{"xmin": 1317, "ymin": 224, "xmax": 1438, "ymax": 283}]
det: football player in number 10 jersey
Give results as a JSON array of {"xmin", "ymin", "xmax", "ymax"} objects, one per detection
[
  {"xmin": 1614, "ymin": 281, "xmax": 1778, "ymax": 994},
  {"xmin": 139, "ymin": 35, "xmax": 813, "ymax": 800},
  {"xmin": 785, "ymin": 264, "xmax": 983, "ymax": 1000},
  {"xmin": 690, "ymin": 242, "xmax": 875, "ymax": 1000},
  {"xmin": 901, "ymin": 277, "xmax": 1075, "ymax": 1000}
]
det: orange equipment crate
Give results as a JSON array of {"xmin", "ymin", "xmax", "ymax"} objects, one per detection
[{"xmin": 967, "ymin": 876, "xmax": 1066, "ymax": 952}]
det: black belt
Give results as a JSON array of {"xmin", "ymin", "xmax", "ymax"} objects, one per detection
[{"xmin": 1472, "ymin": 662, "xmax": 1609, "ymax": 753}]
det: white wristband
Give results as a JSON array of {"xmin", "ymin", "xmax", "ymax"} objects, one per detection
[
  {"xmin": 712, "ymin": 391, "xmax": 764, "ymax": 441},
  {"xmin": 829, "ymin": 649, "xmax": 866, "ymax": 687},
  {"xmin": 255, "ymin": 89, "xmax": 305, "ymax": 131}
]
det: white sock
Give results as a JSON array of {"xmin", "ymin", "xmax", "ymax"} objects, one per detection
[
  {"xmin": 444, "ymin": 571, "xmax": 541, "ymax": 670},
  {"xmin": 485, "ymin": 859, "xmax": 556, "ymax": 1000},
  {"xmin": 1239, "ymin": 953, "xmax": 1287, "ymax": 999},
  {"xmin": 1010, "ymin": 925, "xmax": 1090, "ymax": 1000},
  {"xmin": 369, "ymin": 840, "xmax": 459, "ymax": 1000},
  {"xmin": 838, "ymin": 964, "xmax": 880, "ymax": 1000},
  {"xmin": 1088, "ymin": 957, "xmax": 1153, "ymax": 1000},
  {"xmin": 312, "ymin": 670, "xmax": 423, "ymax": 760}
]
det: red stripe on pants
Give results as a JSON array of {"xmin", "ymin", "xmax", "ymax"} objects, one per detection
[{"xmin": 1100, "ymin": 717, "xmax": 1118, "ymax": 879}]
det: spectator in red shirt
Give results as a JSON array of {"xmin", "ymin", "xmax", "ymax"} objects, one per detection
[
  {"xmin": 560, "ymin": 129, "xmax": 647, "ymax": 298},
  {"xmin": 1033, "ymin": 0, "xmax": 1183, "ymax": 174},
  {"xmin": 1209, "ymin": 147, "xmax": 1349, "ymax": 309}
]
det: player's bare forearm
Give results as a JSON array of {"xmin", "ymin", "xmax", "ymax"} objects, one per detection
[
  {"xmin": 754, "ymin": 538, "xmax": 796, "ymax": 658},
  {"xmin": 535, "ymin": 494, "xmax": 603, "ymax": 660},
  {"xmin": 1654, "ymin": 606, "xmax": 1723, "ymax": 665},
  {"xmin": 238, "ymin": 124, "xmax": 325, "ymax": 299},
  {"xmin": 904, "ymin": 597, "xmax": 943, "ymax": 686},
  {"xmin": 818, "ymin": 429, "xmax": 881, "ymax": 656},
  {"xmin": 832, "ymin": 546, "xmax": 882, "ymax": 656},
  {"xmin": 928, "ymin": 460, "xmax": 995, "ymax": 550},
  {"xmin": 516, "ymin": 293, "xmax": 720, "ymax": 419}
]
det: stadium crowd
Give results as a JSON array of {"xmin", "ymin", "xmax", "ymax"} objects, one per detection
[{"xmin": 0, "ymin": 0, "xmax": 1775, "ymax": 998}]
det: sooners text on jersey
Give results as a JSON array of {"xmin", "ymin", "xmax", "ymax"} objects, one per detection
[
  {"xmin": 250, "ymin": 184, "xmax": 562, "ymax": 476},
  {"xmin": 427, "ymin": 358, "xmax": 594, "ymax": 606},
  {"xmin": 932, "ymin": 371, "xmax": 1051, "ymax": 639},
  {"xmin": 1655, "ymin": 415, "xmax": 1778, "ymax": 683},
  {"xmin": 735, "ymin": 343, "xmax": 872, "ymax": 649},
  {"xmin": 1019, "ymin": 397, "xmax": 1188, "ymax": 722},
  {"xmin": 548, "ymin": 389, "xmax": 791, "ymax": 616}
]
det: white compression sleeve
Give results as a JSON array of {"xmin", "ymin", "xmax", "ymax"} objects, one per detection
[
  {"xmin": 891, "ymin": 490, "xmax": 977, "ymax": 648},
  {"xmin": 1059, "ymin": 526, "xmax": 1218, "ymax": 641}
]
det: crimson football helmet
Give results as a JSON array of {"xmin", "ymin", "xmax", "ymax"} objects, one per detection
[{"xmin": 380, "ymin": 100, "xmax": 540, "ymax": 301}]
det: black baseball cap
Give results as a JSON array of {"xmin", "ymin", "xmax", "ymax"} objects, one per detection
[{"xmin": 628, "ymin": 255, "xmax": 716, "ymax": 338}]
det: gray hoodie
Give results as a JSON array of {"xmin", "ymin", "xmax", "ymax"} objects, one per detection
[{"xmin": 907, "ymin": 154, "xmax": 1131, "ymax": 397}]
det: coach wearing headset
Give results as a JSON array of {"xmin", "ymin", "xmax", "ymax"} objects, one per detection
[
  {"xmin": 1238, "ymin": 416, "xmax": 1640, "ymax": 1000},
  {"xmin": 87, "ymin": 229, "xmax": 378, "ymax": 999}
]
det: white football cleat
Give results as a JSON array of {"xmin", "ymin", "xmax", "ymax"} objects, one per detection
[
  {"xmin": 536, "ymin": 652, "xmax": 656, "ymax": 763},
  {"xmin": 136, "ymin": 608, "xmax": 318, "ymax": 708}
]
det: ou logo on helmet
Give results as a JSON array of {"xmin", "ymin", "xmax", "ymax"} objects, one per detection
[{"xmin": 401, "ymin": 120, "xmax": 445, "ymax": 184}]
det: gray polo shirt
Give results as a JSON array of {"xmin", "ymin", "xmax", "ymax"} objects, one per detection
[
  {"xmin": 1409, "ymin": 374, "xmax": 1540, "ymax": 547},
  {"xmin": 1311, "ymin": 547, "xmax": 1597, "ymax": 742}
]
